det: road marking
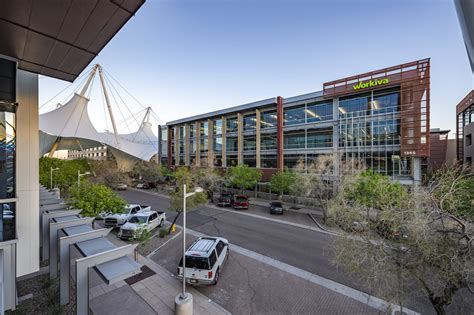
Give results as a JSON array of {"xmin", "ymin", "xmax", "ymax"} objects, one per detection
[
  {"xmin": 129, "ymin": 188, "xmax": 338, "ymax": 236},
  {"xmin": 183, "ymin": 227, "xmax": 419, "ymax": 315}
]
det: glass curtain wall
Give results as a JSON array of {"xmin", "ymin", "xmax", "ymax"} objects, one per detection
[{"xmin": 0, "ymin": 106, "xmax": 16, "ymax": 241}]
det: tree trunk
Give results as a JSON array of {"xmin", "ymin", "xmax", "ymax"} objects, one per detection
[
  {"xmin": 432, "ymin": 301, "xmax": 446, "ymax": 315},
  {"xmin": 167, "ymin": 211, "xmax": 182, "ymax": 235}
]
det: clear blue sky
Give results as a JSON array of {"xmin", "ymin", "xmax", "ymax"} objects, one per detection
[{"xmin": 39, "ymin": 0, "xmax": 472, "ymax": 137}]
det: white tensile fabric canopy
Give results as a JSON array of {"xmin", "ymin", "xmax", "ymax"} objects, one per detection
[{"xmin": 39, "ymin": 92, "xmax": 159, "ymax": 169}]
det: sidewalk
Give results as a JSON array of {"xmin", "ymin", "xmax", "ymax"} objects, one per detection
[{"xmin": 88, "ymin": 233, "xmax": 230, "ymax": 315}]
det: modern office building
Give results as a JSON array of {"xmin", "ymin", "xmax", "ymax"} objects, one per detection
[
  {"xmin": 0, "ymin": 1, "xmax": 144, "ymax": 311},
  {"xmin": 165, "ymin": 59, "xmax": 431, "ymax": 183},
  {"xmin": 68, "ymin": 146, "xmax": 110, "ymax": 161},
  {"xmin": 456, "ymin": 90, "xmax": 474, "ymax": 168},
  {"xmin": 429, "ymin": 128, "xmax": 456, "ymax": 170}
]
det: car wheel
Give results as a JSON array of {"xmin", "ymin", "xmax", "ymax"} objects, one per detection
[{"xmin": 213, "ymin": 269, "xmax": 220, "ymax": 285}]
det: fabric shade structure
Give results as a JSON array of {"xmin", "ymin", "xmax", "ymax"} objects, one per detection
[{"xmin": 39, "ymin": 64, "xmax": 159, "ymax": 170}]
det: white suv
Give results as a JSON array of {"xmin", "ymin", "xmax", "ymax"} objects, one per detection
[{"xmin": 177, "ymin": 237, "xmax": 229, "ymax": 285}]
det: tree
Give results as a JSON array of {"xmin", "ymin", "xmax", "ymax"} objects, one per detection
[
  {"xmin": 39, "ymin": 157, "xmax": 90, "ymax": 190},
  {"xmin": 227, "ymin": 165, "xmax": 262, "ymax": 192},
  {"xmin": 67, "ymin": 180, "xmax": 126, "ymax": 217},
  {"xmin": 132, "ymin": 161, "xmax": 165, "ymax": 186},
  {"xmin": 328, "ymin": 168, "xmax": 474, "ymax": 315},
  {"xmin": 167, "ymin": 167, "xmax": 208, "ymax": 234},
  {"xmin": 193, "ymin": 168, "xmax": 226, "ymax": 201},
  {"xmin": 270, "ymin": 171, "xmax": 296, "ymax": 198}
]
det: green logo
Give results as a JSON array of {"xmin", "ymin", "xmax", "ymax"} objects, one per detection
[{"xmin": 352, "ymin": 78, "xmax": 390, "ymax": 90}]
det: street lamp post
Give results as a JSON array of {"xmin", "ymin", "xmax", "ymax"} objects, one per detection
[
  {"xmin": 77, "ymin": 171, "xmax": 91, "ymax": 187},
  {"xmin": 175, "ymin": 184, "xmax": 203, "ymax": 315},
  {"xmin": 50, "ymin": 167, "xmax": 59, "ymax": 189}
]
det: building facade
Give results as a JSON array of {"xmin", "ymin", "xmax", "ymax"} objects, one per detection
[
  {"xmin": 165, "ymin": 59, "xmax": 431, "ymax": 183},
  {"xmin": 68, "ymin": 146, "xmax": 109, "ymax": 161},
  {"xmin": 456, "ymin": 90, "xmax": 474, "ymax": 167}
]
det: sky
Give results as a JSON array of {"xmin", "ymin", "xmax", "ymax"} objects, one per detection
[{"xmin": 39, "ymin": 0, "xmax": 473, "ymax": 138}]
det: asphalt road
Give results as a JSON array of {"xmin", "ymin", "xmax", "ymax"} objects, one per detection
[{"xmin": 117, "ymin": 188, "xmax": 438, "ymax": 314}]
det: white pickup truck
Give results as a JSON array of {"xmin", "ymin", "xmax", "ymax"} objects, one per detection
[
  {"xmin": 118, "ymin": 210, "xmax": 166, "ymax": 240},
  {"xmin": 104, "ymin": 204, "xmax": 151, "ymax": 228}
]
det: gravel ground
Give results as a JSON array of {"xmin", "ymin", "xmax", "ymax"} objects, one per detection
[{"xmin": 8, "ymin": 274, "xmax": 76, "ymax": 315}]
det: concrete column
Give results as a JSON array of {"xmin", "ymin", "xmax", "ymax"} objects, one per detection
[
  {"xmin": 196, "ymin": 122, "xmax": 201, "ymax": 167},
  {"xmin": 332, "ymin": 97, "xmax": 340, "ymax": 177},
  {"xmin": 167, "ymin": 126, "xmax": 172, "ymax": 168},
  {"xmin": 175, "ymin": 127, "xmax": 179, "ymax": 166},
  {"xmin": 237, "ymin": 113, "xmax": 243, "ymax": 165},
  {"xmin": 256, "ymin": 109, "xmax": 261, "ymax": 168},
  {"xmin": 157, "ymin": 125, "xmax": 162, "ymax": 165},
  {"xmin": 413, "ymin": 157, "xmax": 422, "ymax": 185},
  {"xmin": 16, "ymin": 70, "xmax": 40, "ymax": 276},
  {"xmin": 222, "ymin": 116, "xmax": 227, "ymax": 167},
  {"xmin": 276, "ymin": 97, "xmax": 284, "ymax": 171},
  {"xmin": 184, "ymin": 124, "xmax": 189, "ymax": 166},
  {"xmin": 208, "ymin": 118, "xmax": 213, "ymax": 167}
]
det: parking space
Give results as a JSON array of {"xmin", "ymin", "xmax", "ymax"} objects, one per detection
[{"xmin": 151, "ymin": 233, "xmax": 378, "ymax": 315}]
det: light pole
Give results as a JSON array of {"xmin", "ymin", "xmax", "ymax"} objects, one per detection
[
  {"xmin": 77, "ymin": 171, "xmax": 91, "ymax": 187},
  {"xmin": 175, "ymin": 184, "xmax": 203, "ymax": 315},
  {"xmin": 50, "ymin": 167, "xmax": 59, "ymax": 189}
]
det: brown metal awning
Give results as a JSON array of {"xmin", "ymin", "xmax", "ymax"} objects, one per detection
[{"xmin": 0, "ymin": 0, "xmax": 145, "ymax": 82}]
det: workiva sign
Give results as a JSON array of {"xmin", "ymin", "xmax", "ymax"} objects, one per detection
[{"xmin": 352, "ymin": 78, "xmax": 390, "ymax": 91}]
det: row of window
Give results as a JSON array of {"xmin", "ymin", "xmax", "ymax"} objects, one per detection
[{"xmin": 167, "ymin": 90, "xmax": 400, "ymax": 141}]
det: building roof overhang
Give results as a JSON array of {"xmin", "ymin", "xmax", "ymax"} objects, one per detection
[{"xmin": 0, "ymin": 0, "xmax": 145, "ymax": 82}]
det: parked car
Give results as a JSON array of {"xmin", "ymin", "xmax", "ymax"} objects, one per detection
[
  {"xmin": 177, "ymin": 237, "xmax": 229, "ymax": 285},
  {"xmin": 269, "ymin": 201, "xmax": 283, "ymax": 215},
  {"xmin": 136, "ymin": 183, "xmax": 150, "ymax": 189},
  {"xmin": 115, "ymin": 183, "xmax": 127, "ymax": 191},
  {"xmin": 217, "ymin": 192, "xmax": 233, "ymax": 207},
  {"xmin": 104, "ymin": 204, "xmax": 151, "ymax": 228},
  {"xmin": 118, "ymin": 210, "xmax": 166, "ymax": 240},
  {"xmin": 233, "ymin": 195, "xmax": 249, "ymax": 210}
]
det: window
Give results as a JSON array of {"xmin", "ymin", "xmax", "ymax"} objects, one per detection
[
  {"xmin": 189, "ymin": 139, "xmax": 196, "ymax": 154},
  {"xmin": 307, "ymin": 128, "xmax": 332, "ymax": 148},
  {"xmin": 284, "ymin": 154, "xmax": 305, "ymax": 170},
  {"xmin": 467, "ymin": 134, "xmax": 472, "ymax": 146},
  {"xmin": 226, "ymin": 117, "xmax": 238, "ymax": 132},
  {"xmin": 0, "ymin": 109, "xmax": 15, "ymax": 199},
  {"xmin": 216, "ymin": 241, "xmax": 225, "ymax": 256},
  {"xmin": 213, "ymin": 155, "xmax": 222, "ymax": 167},
  {"xmin": 261, "ymin": 155, "xmax": 277, "ymax": 168},
  {"xmin": 200, "ymin": 138, "xmax": 208, "ymax": 153},
  {"xmin": 261, "ymin": 110, "xmax": 277, "ymax": 128},
  {"xmin": 372, "ymin": 90, "xmax": 400, "ymax": 114},
  {"xmin": 339, "ymin": 94, "xmax": 370, "ymax": 117},
  {"xmin": 209, "ymin": 251, "xmax": 218, "ymax": 268},
  {"xmin": 213, "ymin": 137, "xmax": 222, "ymax": 152},
  {"xmin": 179, "ymin": 126, "xmax": 185, "ymax": 138},
  {"xmin": 306, "ymin": 101, "xmax": 333, "ymax": 122},
  {"xmin": 226, "ymin": 137, "xmax": 238, "ymax": 152},
  {"xmin": 0, "ymin": 203, "xmax": 15, "ymax": 242},
  {"xmin": 244, "ymin": 114, "xmax": 257, "ymax": 130},
  {"xmin": 284, "ymin": 106, "xmax": 305, "ymax": 126},
  {"xmin": 226, "ymin": 155, "xmax": 238, "ymax": 167},
  {"xmin": 213, "ymin": 119, "xmax": 222, "ymax": 135},
  {"xmin": 189, "ymin": 124, "xmax": 195, "ymax": 138},
  {"xmin": 261, "ymin": 134, "xmax": 277, "ymax": 150},
  {"xmin": 284, "ymin": 130, "xmax": 305, "ymax": 149},
  {"xmin": 243, "ymin": 156, "xmax": 256, "ymax": 167},
  {"xmin": 243, "ymin": 136, "xmax": 256, "ymax": 151},
  {"xmin": 200, "ymin": 121, "xmax": 209, "ymax": 137},
  {"xmin": 181, "ymin": 256, "xmax": 209, "ymax": 270}
]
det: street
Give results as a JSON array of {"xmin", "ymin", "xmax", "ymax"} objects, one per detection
[{"xmin": 118, "ymin": 188, "xmax": 433, "ymax": 314}]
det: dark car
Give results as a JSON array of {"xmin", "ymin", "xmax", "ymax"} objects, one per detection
[
  {"xmin": 217, "ymin": 192, "xmax": 234, "ymax": 207},
  {"xmin": 269, "ymin": 201, "xmax": 283, "ymax": 215},
  {"xmin": 233, "ymin": 195, "xmax": 249, "ymax": 210}
]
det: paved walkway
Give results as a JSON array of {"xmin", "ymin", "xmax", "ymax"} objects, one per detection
[{"xmin": 88, "ymin": 235, "xmax": 230, "ymax": 315}]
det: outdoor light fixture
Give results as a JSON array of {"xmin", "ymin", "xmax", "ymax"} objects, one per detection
[
  {"xmin": 50, "ymin": 167, "xmax": 59, "ymax": 189},
  {"xmin": 77, "ymin": 171, "xmax": 91, "ymax": 187},
  {"xmin": 175, "ymin": 184, "xmax": 204, "ymax": 315}
]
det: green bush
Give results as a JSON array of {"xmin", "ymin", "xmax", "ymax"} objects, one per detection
[
  {"xmin": 159, "ymin": 227, "xmax": 167, "ymax": 238},
  {"xmin": 39, "ymin": 157, "xmax": 90, "ymax": 190},
  {"xmin": 67, "ymin": 181, "xmax": 126, "ymax": 217},
  {"xmin": 227, "ymin": 165, "xmax": 262, "ymax": 191},
  {"xmin": 133, "ymin": 226, "xmax": 151, "ymax": 244},
  {"xmin": 270, "ymin": 171, "xmax": 296, "ymax": 196}
]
